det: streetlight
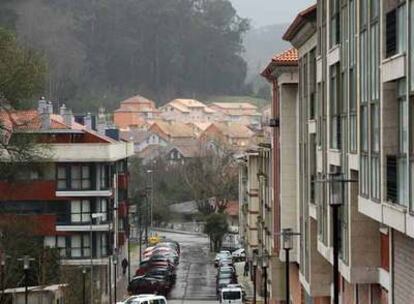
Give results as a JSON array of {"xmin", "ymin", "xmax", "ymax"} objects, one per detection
[
  {"xmin": 281, "ymin": 228, "xmax": 299, "ymax": 304},
  {"xmin": 1, "ymin": 254, "xmax": 9, "ymax": 301},
  {"xmin": 262, "ymin": 251, "xmax": 269, "ymax": 304},
  {"xmin": 18, "ymin": 255, "xmax": 34, "ymax": 304},
  {"xmin": 82, "ymin": 267, "xmax": 87, "ymax": 304},
  {"xmin": 113, "ymin": 254, "xmax": 118, "ymax": 302},
  {"xmin": 90, "ymin": 212, "xmax": 105, "ymax": 304},
  {"xmin": 329, "ymin": 172, "xmax": 344, "ymax": 304},
  {"xmin": 252, "ymin": 250, "xmax": 258, "ymax": 304},
  {"xmin": 316, "ymin": 172, "xmax": 356, "ymax": 304}
]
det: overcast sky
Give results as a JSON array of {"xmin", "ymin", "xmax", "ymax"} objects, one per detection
[{"xmin": 230, "ymin": 0, "xmax": 316, "ymax": 28}]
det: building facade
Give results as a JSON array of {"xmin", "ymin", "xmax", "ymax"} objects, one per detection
[
  {"xmin": 0, "ymin": 100, "xmax": 134, "ymax": 303},
  {"xmin": 254, "ymin": 0, "xmax": 414, "ymax": 303}
]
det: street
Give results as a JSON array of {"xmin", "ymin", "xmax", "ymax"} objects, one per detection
[{"xmin": 130, "ymin": 230, "xmax": 219, "ymax": 304}]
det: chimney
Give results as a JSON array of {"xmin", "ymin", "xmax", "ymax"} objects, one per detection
[
  {"xmin": 60, "ymin": 104, "xmax": 73, "ymax": 127},
  {"xmin": 84, "ymin": 112, "xmax": 93, "ymax": 130},
  {"xmin": 38, "ymin": 97, "xmax": 51, "ymax": 129},
  {"xmin": 97, "ymin": 107, "xmax": 106, "ymax": 135}
]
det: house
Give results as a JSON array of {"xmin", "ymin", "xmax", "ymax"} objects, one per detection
[
  {"xmin": 113, "ymin": 95, "xmax": 159, "ymax": 129},
  {"xmin": 224, "ymin": 201, "xmax": 239, "ymax": 231},
  {"xmin": 120, "ymin": 128, "xmax": 168, "ymax": 153},
  {"xmin": 165, "ymin": 140, "xmax": 201, "ymax": 164},
  {"xmin": 200, "ymin": 122, "xmax": 255, "ymax": 149},
  {"xmin": 0, "ymin": 99, "xmax": 134, "ymax": 304},
  {"xmin": 160, "ymin": 98, "xmax": 215, "ymax": 123},
  {"xmin": 208, "ymin": 102, "xmax": 262, "ymax": 126},
  {"xmin": 148, "ymin": 120, "xmax": 195, "ymax": 144}
]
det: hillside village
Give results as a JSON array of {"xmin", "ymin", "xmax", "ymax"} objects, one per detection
[{"xmin": 110, "ymin": 95, "xmax": 267, "ymax": 163}]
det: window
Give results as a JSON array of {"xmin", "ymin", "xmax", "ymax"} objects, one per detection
[
  {"xmin": 330, "ymin": 64, "xmax": 341, "ymax": 149},
  {"xmin": 101, "ymin": 164, "xmax": 111, "ymax": 189},
  {"xmin": 330, "ymin": 0, "xmax": 340, "ymax": 47},
  {"xmin": 361, "ymin": 155, "xmax": 369, "ymax": 196},
  {"xmin": 71, "ymin": 200, "xmax": 91, "ymax": 223},
  {"xmin": 361, "ymin": 106, "xmax": 368, "ymax": 152},
  {"xmin": 398, "ymin": 79, "xmax": 408, "ymax": 154},
  {"xmin": 97, "ymin": 199, "xmax": 108, "ymax": 222},
  {"xmin": 309, "ymin": 49, "xmax": 316, "ymax": 119},
  {"xmin": 57, "ymin": 164, "xmax": 92, "ymax": 190},
  {"xmin": 57, "ymin": 166, "xmax": 68, "ymax": 189},
  {"xmin": 371, "ymin": 104, "xmax": 380, "ymax": 152},
  {"xmin": 410, "ymin": 0, "xmax": 414, "ymax": 90},
  {"xmin": 349, "ymin": 68, "xmax": 357, "ymax": 152},
  {"xmin": 386, "ymin": 3, "xmax": 407, "ymax": 57},
  {"xmin": 70, "ymin": 234, "xmax": 90, "ymax": 258}
]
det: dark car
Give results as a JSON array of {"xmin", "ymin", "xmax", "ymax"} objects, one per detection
[
  {"xmin": 150, "ymin": 254, "xmax": 176, "ymax": 266},
  {"xmin": 146, "ymin": 268, "xmax": 176, "ymax": 287},
  {"xmin": 128, "ymin": 276, "xmax": 170, "ymax": 296}
]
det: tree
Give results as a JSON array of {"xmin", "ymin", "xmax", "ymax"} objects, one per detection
[
  {"xmin": 182, "ymin": 148, "xmax": 238, "ymax": 216},
  {"xmin": 204, "ymin": 212, "xmax": 229, "ymax": 252},
  {"xmin": 0, "ymin": 216, "xmax": 60, "ymax": 303},
  {"xmin": 0, "ymin": 27, "xmax": 47, "ymax": 179}
]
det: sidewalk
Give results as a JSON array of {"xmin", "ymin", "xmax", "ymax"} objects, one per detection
[{"xmin": 235, "ymin": 262, "xmax": 263, "ymax": 303}]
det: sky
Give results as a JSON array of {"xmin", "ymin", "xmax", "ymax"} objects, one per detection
[{"xmin": 230, "ymin": 0, "xmax": 316, "ymax": 28}]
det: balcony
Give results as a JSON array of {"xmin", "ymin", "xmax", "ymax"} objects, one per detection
[{"xmin": 56, "ymin": 189, "xmax": 112, "ymax": 198}]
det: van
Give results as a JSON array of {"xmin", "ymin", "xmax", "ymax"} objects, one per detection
[
  {"xmin": 117, "ymin": 294, "xmax": 167, "ymax": 304},
  {"xmin": 220, "ymin": 287, "xmax": 243, "ymax": 304}
]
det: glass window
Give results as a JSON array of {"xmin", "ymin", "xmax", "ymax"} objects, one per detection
[
  {"xmin": 398, "ymin": 157, "xmax": 408, "ymax": 206},
  {"xmin": 71, "ymin": 166, "xmax": 81, "ymax": 189},
  {"xmin": 81, "ymin": 166, "xmax": 91, "ymax": 189},
  {"xmin": 71, "ymin": 235, "xmax": 81, "ymax": 257},
  {"xmin": 398, "ymin": 79, "xmax": 408, "ymax": 154},
  {"xmin": 71, "ymin": 200, "xmax": 90, "ymax": 223},
  {"xmin": 361, "ymin": 106, "xmax": 368, "ymax": 152},
  {"xmin": 398, "ymin": 4, "xmax": 407, "ymax": 53},
  {"xmin": 360, "ymin": 31, "xmax": 368, "ymax": 103},
  {"xmin": 386, "ymin": 4, "xmax": 407, "ymax": 57},
  {"xmin": 330, "ymin": 64, "xmax": 341, "ymax": 149},
  {"xmin": 330, "ymin": 0, "xmax": 340, "ymax": 47},
  {"xmin": 371, "ymin": 104, "xmax": 380, "ymax": 152},
  {"xmin": 57, "ymin": 166, "xmax": 68, "ymax": 190},
  {"xmin": 410, "ymin": 0, "xmax": 414, "ymax": 90}
]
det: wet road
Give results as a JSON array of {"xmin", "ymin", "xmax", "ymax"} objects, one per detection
[{"xmin": 156, "ymin": 230, "xmax": 218, "ymax": 304}]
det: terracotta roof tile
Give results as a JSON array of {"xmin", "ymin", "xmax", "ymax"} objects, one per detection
[{"xmin": 272, "ymin": 48, "xmax": 298, "ymax": 65}]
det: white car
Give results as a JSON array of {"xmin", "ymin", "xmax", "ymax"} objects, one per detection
[
  {"xmin": 117, "ymin": 294, "xmax": 167, "ymax": 304},
  {"xmin": 220, "ymin": 286, "xmax": 243, "ymax": 304},
  {"xmin": 231, "ymin": 248, "xmax": 245, "ymax": 261}
]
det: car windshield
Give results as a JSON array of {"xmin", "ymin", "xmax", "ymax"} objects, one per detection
[{"xmin": 223, "ymin": 291, "xmax": 241, "ymax": 300}]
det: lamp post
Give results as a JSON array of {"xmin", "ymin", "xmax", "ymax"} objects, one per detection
[
  {"xmin": 82, "ymin": 267, "xmax": 87, "ymax": 304},
  {"xmin": 282, "ymin": 228, "xmax": 293, "ymax": 304},
  {"xmin": 1, "ymin": 254, "xmax": 7, "ymax": 301},
  {"xmin": 90, "ymin": 212, "xmax": 105, "ymax": 304},
  {"xmin": 328, "ymin": 172, "xmax": 344, "ymax": 304},
  {"xmin": 252, "ymin": 250, "xmax": 258, "ymax": 304},
  {"xmin": 315, "ymin": 172, "xmax": 356, "ymax": 304},
  {"xmin": 19, "ymin": 255, "xmax": 34, "ymax": 304},
  {"xmin": 113, "ymin": 254, "xmax": 118, "ymax": 302},
  {"xmin": 262, "ymin": 252, "xmax": 268, "ymax": 304}
]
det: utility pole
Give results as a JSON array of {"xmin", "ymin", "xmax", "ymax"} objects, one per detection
[{"xmin": 18, "ymin": 256, "xmax": 35, "ymax": 304}]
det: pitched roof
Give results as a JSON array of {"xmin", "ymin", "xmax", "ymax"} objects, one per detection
[
  {"xmin": 167, "ymin": 140, "xmax": 201, "ymax": 158},
  {"xmin": 207, "ymin": 122, "xmax": 255, "ymax": 139},
  {"xmin": 162, "ymin": 98, "xmax": 215, "ymax": 114},
  {"xmin": 210, "ymin": 102, "xmax": 257, "ymax": 110},
  {"xmin": 283, "ymin": 4, "xmax": 317, "ymax": 41},
  {"xmin": 261, "ymin": 48, "xmax": 299, "ymax": 80},
  {"xmin": 115, "ymin": 95, "xmax": 157, "ymax": 112},
  {"xmin": 0, "ymin": 109, "xmax": 116, "ymax": 144},
  {"xmin": 150, "ymin": 121, "xmax": 195, "ymax": 139},
  {"xmin": 273, "ymin": 48, "xmax": 298, "ymax": 65}
]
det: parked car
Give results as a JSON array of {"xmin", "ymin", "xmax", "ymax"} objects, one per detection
[
  {"xmin": 219, "ymin": 286, "xmax": 243, "ymax": 304},
  {"xmin": 218, "ymin": 258, "xmax": 234, "ymax": 268},
  {"xmin": 117, "ymin": 294, "xmax": 168, "ymax": 304},
  {"xmin": 217, "ymin": 266, "xmax": 237, "ymax": 282},
  {"xmin": 214, "ymin": 252, "xmax": 230, "ymax": 267},
  {"xmin": 216, "ymin": 272, "xmax": 237, "ymax": 284},
  {"xmin": 216, "ymin": 278, "xmax": 232, "ymax": 296},
  {"xmin": 231, "ymin": 248, "xmax": 246, "ymax": 262},
  {"xmin": 128, "ymin": 276, "xmax": 170, "ymax": 296},
  {"xmin": 146, "ymin": 268, "xmax": 176, "ymax": 287}
]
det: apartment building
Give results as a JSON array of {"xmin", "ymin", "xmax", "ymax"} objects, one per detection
[
  {"xmin": 113, "ymin": 95, "xmax": 159, "ymax": 129},
  {"xmin": 267, "ymin": 0, "xmax": 414, "ymax": 303},
  {"xmin": 261, "ymin": 47, "xmax": 302, "ymax": 304},
  {"xmin": 160, "ymin": 98, "xmax": 216, "ymax": 123},
  {"xmin": 0, "ymin": 100, "xmax": 134, "ymax": 303},
  {"xmin": 209, "ymin": 102, "xmax": 262, "ymax": 126}
]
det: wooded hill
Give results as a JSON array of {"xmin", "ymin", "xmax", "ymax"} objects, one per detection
[{"xmin": 0, "ymin": 0, "xmax": 251, "ymax": 111}]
